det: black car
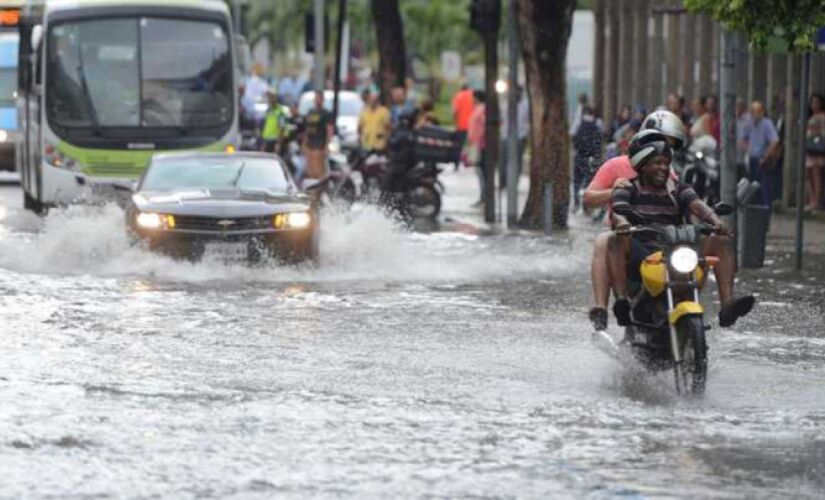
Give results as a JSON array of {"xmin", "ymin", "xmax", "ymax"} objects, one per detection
[{"xmin": 126, "ymin": 152, "xmax": 319, "ymax": 263}]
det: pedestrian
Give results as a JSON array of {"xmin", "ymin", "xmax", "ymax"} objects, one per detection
[
  {"xmin": 742, "ymin": 101, "xmax": 782, "ymax": 206},
  {"xmin": 453, "ymin": 84, "xmax": 475, "ymax": 170},
  {"xmin": 689, "ymin": 96, "xmax": 709, "ymax": 140},
  {"xmin": 704, "ymin": 95, "xmax": 721, "ymax": 146},
  {"xmin": 390, "ymin": 86, "xmax": 412, "ymax": 128},
  {"xmin": 572, "ymin": 106, "xmax": 603, "ymax": 212},
  {"xmin": 358, "ymin": 90, "xmax": 391, "ymax": 152},
  {"xmin": 499, "ymin": 86, "xmax": 530, "ymax": 187},
  {"xmin": 805, "ymin": 93, "xmax": 825, "ymax": 212},
  {"xmin": 666, "ymin": 92, "xmax": 690, "ymax": 127},
  {"xmin": 303, "ymin": 91, "xmax": 334, "ymax": 182},
  {"xmin": 415, "ymin": 98, "xmax": 439, "ymax": 128},
  {"xmin": 609, "ymin": 105, "xmax": 632, "ymax": 143},
  {"xmin": 736, "ymin": 98, "xmax": 751, "ymax": 175},
  {"xmin": 241, "ymin": 64, "xmax": 270, "ymax": 128},
  {"xmin": 467, "ymin": 89, "xmax": 487, "ymax": 207},
  {"xmin": 260, "ymin": 92, "xmax": 289, "ymax": 154},
  {"xmin": 277, "ymin": 71, "xmax": 303, "ymax": 106},
  {"xmin": 569, "ymin": 92, "xmax": 589, "ymax": 136}
]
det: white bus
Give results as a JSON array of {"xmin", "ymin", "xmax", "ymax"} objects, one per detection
[{"xmin": 17, "ymin": 0, "xmax": 240, "ymax": 212}]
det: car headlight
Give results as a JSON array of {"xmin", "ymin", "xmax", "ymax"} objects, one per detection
[
  {"xmin": 273, "ymin": 212, "xmax": 311, "ymax": 229},
  {"xmin": 136, "ymin": 212, "xmax": 175, "ymax": 230},
  {"xmin": 670, "ymin": 247, "xmax": 699, "ymax": 274},
  {"xmin": 0, "ymin": 130, "xmax": 7, "ymax": 142}
]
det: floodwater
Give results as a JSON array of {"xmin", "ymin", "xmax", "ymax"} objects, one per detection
[{"xmin": 0, "ymin": 182, "xmax": 823, "ymax": 498}]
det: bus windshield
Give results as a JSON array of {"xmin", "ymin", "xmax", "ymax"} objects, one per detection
[
  {"xmin": 0, "ymin": 33, "xmax": 17, "ymax": 107},
  {"xmin": 46, "ymin": 16, "xmax": 232, "ymax": 130}
]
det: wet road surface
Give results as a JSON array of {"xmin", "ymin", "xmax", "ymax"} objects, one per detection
[{"xmin": 0, "ymin": 180, "xmax": 823, "ymax": 498}]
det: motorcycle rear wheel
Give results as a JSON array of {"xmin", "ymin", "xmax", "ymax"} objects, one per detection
[
  {"xmin": 405, "ymin": 185, "xmax": 441, "ymax": 219},
  {"xmin": 674, "ymin": 316, "xmax": 708, "ymax": 396}
]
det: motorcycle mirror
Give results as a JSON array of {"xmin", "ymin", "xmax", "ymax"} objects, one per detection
[
  {"xmin": 713, "ymin": 202, "xmax": 734, "ymax": 216},
  {"xmin": 695, "ymin": 151, "xmax": 704, "ymax": 160}
]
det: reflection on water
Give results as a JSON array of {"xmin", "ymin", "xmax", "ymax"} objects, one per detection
[{"xmin": 0, "ymin": 198, "xmax": 822, "ymax": 497}]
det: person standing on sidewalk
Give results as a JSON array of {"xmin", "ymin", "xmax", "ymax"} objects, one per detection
[
  {"xmin": 453, "ymin": 84, "xmax": 475, "ymax": 171},
  {"xmin": 467, "ymin": 90, "xmax": 487, "ymax": 207},
  {"xmin": 303, "ymin": 91, "xmax": 334, "ymax": 182},
  {"xmin": 358, "ymin": 91, "xmax": 391, "ymax": 152},
  {"xmin": 805, "ymin": 94, "xmax": 825, "ymax": 212},
  {"xmin": 742, "ymin": 101, "xmax": 782, "ymax": 207}
]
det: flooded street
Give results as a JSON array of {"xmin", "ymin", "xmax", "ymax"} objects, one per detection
[{"xmin": 0, "ymin": 180, "xmax": 823, "ymax": 498}]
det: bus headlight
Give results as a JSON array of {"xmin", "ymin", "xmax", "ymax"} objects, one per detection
[
  {"xmin": 44, "ymin": 142, "xmax": 81, "ymax": 171},
  {"xmin": 670, "ymin": 247, "xmax": 699, "ymax": 274},
  {"xmin": 136, "ymin": 212, "xmax": 175, "ymax": 230}
]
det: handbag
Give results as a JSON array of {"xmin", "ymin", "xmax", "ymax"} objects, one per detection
[{"xmin": 807, "ymin": 134, "xmax": 825, "ymax": 155}]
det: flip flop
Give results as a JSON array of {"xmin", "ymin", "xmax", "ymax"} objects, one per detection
[{"xmin": 719, "ymin": 295, "xmax": 756, "ymax": 327}]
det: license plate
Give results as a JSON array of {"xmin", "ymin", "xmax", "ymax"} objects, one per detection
[{"xmin": 203, "ymin": 241, "xmax": 247, "ymax": 260}]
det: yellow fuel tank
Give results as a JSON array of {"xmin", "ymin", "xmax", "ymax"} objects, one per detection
[{"xmin": 640, "ymin": 252, "xmax": 667, "ymax": 297}]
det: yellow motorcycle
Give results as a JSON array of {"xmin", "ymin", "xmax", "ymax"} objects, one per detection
[{"xmin": 611, "ymin": 203, "xmax": 732, "ymax": 396}]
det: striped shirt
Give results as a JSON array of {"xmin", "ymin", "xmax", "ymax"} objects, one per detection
[{"xmin": 612, "ymin": 180, "xmax": 698, "ymax": 234}]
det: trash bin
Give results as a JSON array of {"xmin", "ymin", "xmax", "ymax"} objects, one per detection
[
  {"xmin": 738, "ymin": 204, "xmax": 771, "ymax": 268},
  {"xmin": 737, "ymin": 178, "xmax": 761, "ymax": 205}
]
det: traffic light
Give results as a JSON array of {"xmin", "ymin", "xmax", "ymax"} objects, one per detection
[{"xmin": 469, "ymin": 0, "xmax": 501, "ymax": 34}]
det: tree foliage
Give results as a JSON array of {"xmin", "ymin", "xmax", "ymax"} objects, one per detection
[{"xmin": 684, "ymin": 0, "xmax": 825, "ymax": 51}]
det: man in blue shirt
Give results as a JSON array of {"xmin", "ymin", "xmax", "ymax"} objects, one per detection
[{"xmin": 741, "ymin": 101, "xmax": 781, "ymax": 206}]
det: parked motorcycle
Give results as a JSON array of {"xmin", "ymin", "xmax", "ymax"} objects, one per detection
[
  {"xmin": 611, "ymin": 201, "xmax": 733, "ymax": 396},
  {"xmin": 677, "ymin": 136, "xmax": 720, "ymax": 205}
]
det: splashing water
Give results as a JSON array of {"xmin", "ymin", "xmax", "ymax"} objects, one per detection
[{"xmin": 0, "ymin": 202, "xmax": 586, "ymax": 284}]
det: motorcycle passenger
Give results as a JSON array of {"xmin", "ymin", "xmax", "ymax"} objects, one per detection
[
  {"xmin": 606, "ymin": 133, "xmax": 755, "ymax": 328},
  {"xmin": 584, "ymin": 110, "xmax": 686, "ymax": 331}
]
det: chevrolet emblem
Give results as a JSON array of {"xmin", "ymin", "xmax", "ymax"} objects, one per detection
[{"xmin": 217, "ymin": 219, "xmax": 236, "ymax": 227}]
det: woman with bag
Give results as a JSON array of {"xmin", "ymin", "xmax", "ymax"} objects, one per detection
[{"xmin": 805, "ymin": 94, "xmax": 825, "ymax": 212}]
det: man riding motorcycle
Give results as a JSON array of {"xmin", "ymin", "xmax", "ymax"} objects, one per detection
[
  {"xmin": 584, "ymin": 110, "xmax": 687, "ymax": 331},
  {"xmin": 606, "ymin": 132, "xmax": 755, "ymax": 328}
]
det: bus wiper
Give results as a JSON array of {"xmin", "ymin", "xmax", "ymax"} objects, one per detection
[{"xmin": 75, "ymin": 46, "xmax": 101, "ymax": 136}]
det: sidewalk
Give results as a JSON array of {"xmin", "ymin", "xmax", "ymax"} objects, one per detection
[
  {"xmin": 766, "ymin": 210, "xmax": 825, "ymax": 257},
  {"xmin": 438, "ymin": 165, "xmax": 530, "ymax": 232}
]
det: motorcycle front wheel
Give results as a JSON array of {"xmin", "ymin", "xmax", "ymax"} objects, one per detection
[{"xmin": 674, "ymin": 316, "xmax": 708, "ymax": 396}]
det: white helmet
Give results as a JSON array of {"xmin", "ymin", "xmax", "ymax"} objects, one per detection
[{"xmin": 641, "ymin": 110, "xmax": 686, "ymax": 150}]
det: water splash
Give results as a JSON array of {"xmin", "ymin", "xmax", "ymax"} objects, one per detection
[{"xmin": 0, "ymin": 202, "xmax": 586, "ymax": 283}]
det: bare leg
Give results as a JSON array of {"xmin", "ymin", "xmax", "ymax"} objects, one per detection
[
  {"xmin": 806, "ymin": 165, "xmax": 816, "ymax": 209},
  {"xmin": 591, "ymin": 232, "xmax": 611, "ymax": 309},
  {"xmin": 703, "ymin": 234, "xmax": 734, "ymax": 306},
  {"xmin": 813, "ymin": 164, "xmax": 823, "ymax": 209},
  {"xmin": 606, "ymin": 234, "xmax": 631, "ymax": 298}
]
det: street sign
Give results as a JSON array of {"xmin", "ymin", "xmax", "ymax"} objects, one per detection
[{"xmin": 441, "ymin": 51, "xmax": 462, "ymax": 81}]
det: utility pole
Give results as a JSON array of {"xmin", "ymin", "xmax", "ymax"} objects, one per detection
[
  {"xmin": 332, "ymin": 0, "xmax": 347, "ymax": 128},
  {"xmin": 313, "ymin": 0, "xmax": 325, "ymax": 91},
  {"xmin": 795, "ymin": 52, "xmax": 812, "ymax": 270},
  {"xmin": 470, "ymin": 0, "xmax": 501, "ymax": 224},
  {"xmin": 719, "ymin": 30, "xmax": 739, "ymax": 235},
  {"xmin": 506, "ymin": 0, "xmax": 519, "ymax": 228}
]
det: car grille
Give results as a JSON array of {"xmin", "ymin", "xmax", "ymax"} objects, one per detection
[{"xmin": 172, "ymin": 215, "xmax": 272, "ymax": 232}]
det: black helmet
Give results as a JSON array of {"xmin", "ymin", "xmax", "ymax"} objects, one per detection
[{"xmin": 628, "ymin": 129, "xmax": 672, "ymax": 170}]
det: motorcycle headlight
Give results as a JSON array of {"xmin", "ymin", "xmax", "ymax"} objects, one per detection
[{"xmin": 670, "ymin": 247, "xmax": 699, "ymax": 274}]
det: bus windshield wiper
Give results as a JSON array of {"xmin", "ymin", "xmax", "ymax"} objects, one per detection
[{"xmin": 75, "ymin": 46, "xmax": 101, "ymax": 135}]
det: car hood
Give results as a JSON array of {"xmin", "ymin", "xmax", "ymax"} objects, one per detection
[{"xmin": 132, "ymin": 188, "xmax": 311, "ymax": 218}]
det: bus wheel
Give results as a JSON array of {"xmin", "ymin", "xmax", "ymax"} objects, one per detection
[{"xmin": 23, "ymin": 191, "xmax": 47, "ymax": 215}]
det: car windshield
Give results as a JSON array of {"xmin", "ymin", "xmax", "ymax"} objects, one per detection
[
  {"xmin": 298, "ymin": 93, "xmax": 363, "ymax": 117},
  {"xmin": 46, "ymin": 17, "xmax": 232, "ymax": 129},
  {"xmin": 142, "ymin": 157, "xmax": 291, "ymax": 192}
]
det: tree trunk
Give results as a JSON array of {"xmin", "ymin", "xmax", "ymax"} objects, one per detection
[
  {"xmin": 516, "ymin": 0, "xmax": 576, "ymax": 230},
  {"xmin": 370, "ymin": 0, "xmax": 406, "ymax": 105}
]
